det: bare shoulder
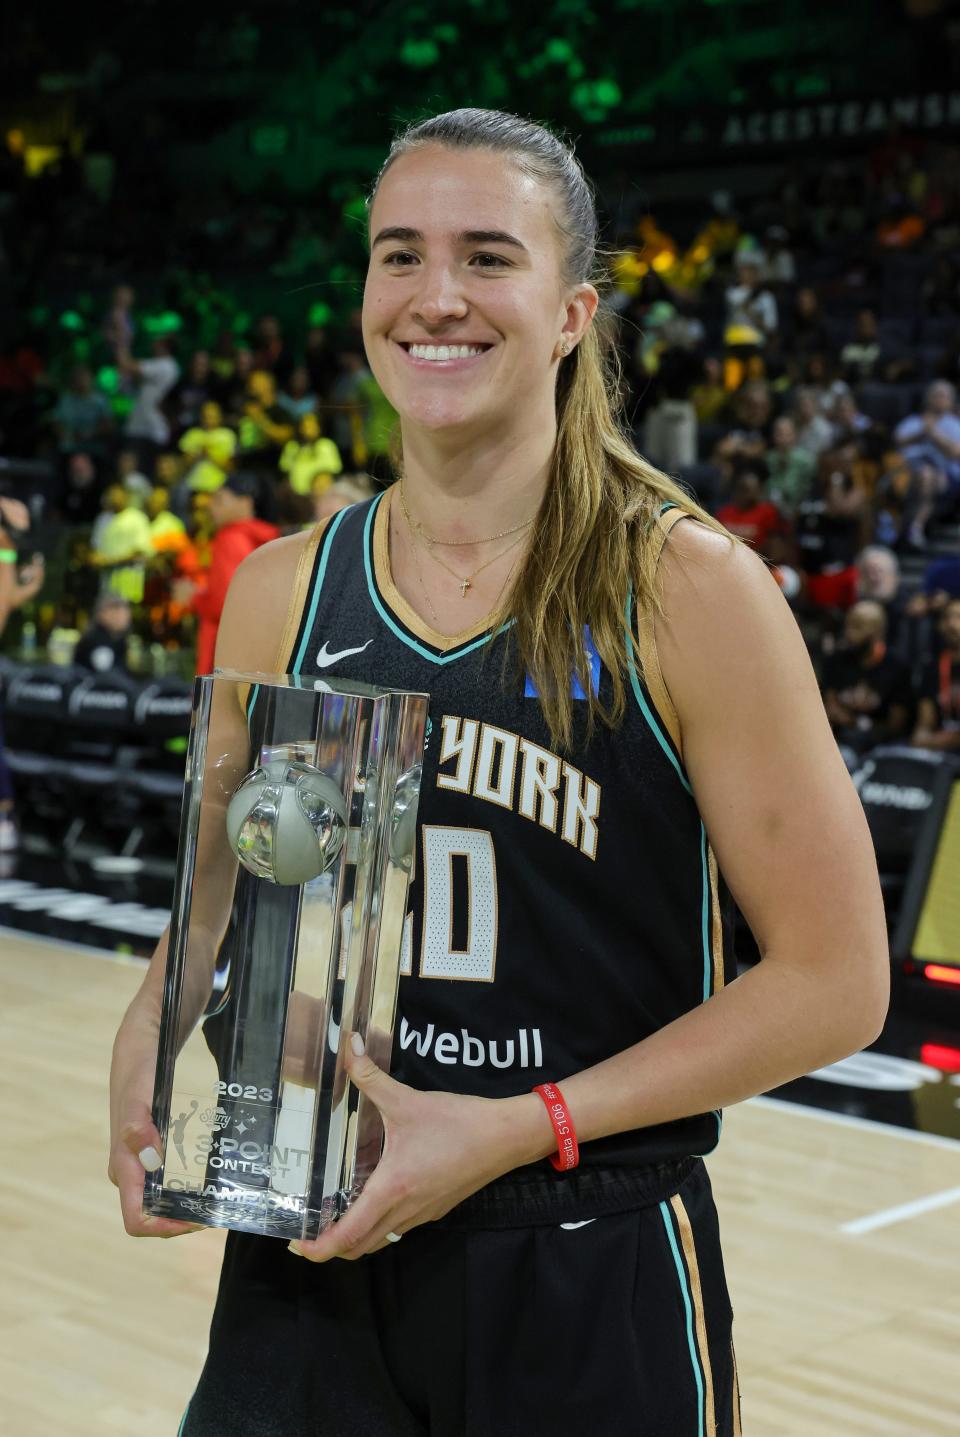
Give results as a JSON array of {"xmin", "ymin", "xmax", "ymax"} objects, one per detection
[
  {"xmin": 652, "ymin": 515, "xmax": 809, "ymax": 726},
  {"xmin": 216, "ymin": 526, "xmax": 321, "ymax": 673}
]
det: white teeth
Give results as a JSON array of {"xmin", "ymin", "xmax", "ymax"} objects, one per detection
[{"xmin": 406, "ymin": 343, "xmax": 487, "ymax": 362}]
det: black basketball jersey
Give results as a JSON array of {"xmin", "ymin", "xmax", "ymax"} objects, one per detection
[{"xmin": 275, "ymin": 486, "xmax": 738, "ymax": 1171}]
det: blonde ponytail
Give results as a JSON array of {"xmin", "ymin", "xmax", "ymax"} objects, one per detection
[{"xmin": 371, "ymin": 109, "xmax": 746, "ymax": 750}]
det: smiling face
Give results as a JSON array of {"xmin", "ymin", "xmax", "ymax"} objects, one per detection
[{"xmin": 362, "ymin": 144, "xmax": 593, "ymax": 440}]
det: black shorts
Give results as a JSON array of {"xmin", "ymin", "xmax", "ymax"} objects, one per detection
[{"xmin": 179, "ymin": 1157, "xmax": 741, "ymax": 1437}]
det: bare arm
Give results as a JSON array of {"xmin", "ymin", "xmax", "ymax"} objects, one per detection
[{"xmin": 508, "ymin": 522, "xmax": 890, "ymax": 1162}]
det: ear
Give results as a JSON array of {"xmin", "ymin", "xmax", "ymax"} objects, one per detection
[{"xmin": 560, "ymin": 282, "xmax": 600, "ymax": 352}]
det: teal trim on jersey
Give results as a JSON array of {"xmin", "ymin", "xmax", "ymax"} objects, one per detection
[
  {"xmin": 659, "ymin": 1201, "xmax": 707, "ymax": 1437},
  {"xmin": 292, "ymin": 506, "xmax": 351, "ymax": 676},
  {"xmin": 176, "ymin": 1402, "xmax": 190, "ymax": 1436},
  {"xmin": 361, "ymin": 493, "xmax": 513, "ymax": 666},
  {"xmin": 626, "ymin": 587, "xmax": 717, "ymax": 1004},
  {"xmin": 624, "ymin": 587, "xmax": 692, "ymax": 796}
]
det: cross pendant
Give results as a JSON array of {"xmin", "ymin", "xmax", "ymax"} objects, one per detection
[{"xmin": 460, "ymin": 578, "xmax": 471, "ymax": 596}]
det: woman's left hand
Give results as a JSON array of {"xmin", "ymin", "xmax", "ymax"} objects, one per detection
[{"xmin": 288, "ymin": 1036, "xmax": 550, "ymax": 1262}]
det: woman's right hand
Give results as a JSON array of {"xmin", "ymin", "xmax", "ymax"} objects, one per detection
[
  {"xmin": 108, "ymin": 1098, "xmax": 200, "ymax": 1239},
  {"xmin": 108, "ymin": 992, "xmax": 201, "ymax": 1239}
]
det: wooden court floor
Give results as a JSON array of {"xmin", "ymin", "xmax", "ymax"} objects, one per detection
[{"xmin": 2, "ymin": 933, "xmax": 958, "ymax": 1436}]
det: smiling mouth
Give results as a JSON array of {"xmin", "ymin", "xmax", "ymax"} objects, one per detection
[{"xmin": 396, "ymin": 341, "xmax": 494, "ymax": 364}]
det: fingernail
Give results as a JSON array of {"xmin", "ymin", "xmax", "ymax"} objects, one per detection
[
  {"xmin": 288, "ymin": 1242, "xmax": 306, "ymax": 1258},
  {"xmin": 138, "ymin": 1146, "xmax": 163, "ymax": 1171},
  {"xmin": 350, "ymin": 1032, "xmax": 365, "ymax": 1056}
]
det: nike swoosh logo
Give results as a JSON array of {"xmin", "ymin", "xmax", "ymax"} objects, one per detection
[
  {"xmin": 315, "ymin": 640, "xmax": 374, "ymax": 669},
  {"xmin": 559, "ymin": 1219, "xmax": 597, "ymax": 1230}
]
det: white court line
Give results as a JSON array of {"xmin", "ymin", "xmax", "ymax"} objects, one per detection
[
  {"xmin": 751, "ymin": 1093, "xmax": 960, "ymax": 1153},
  {"xmin": 841, "ymin": 1185, "xmax": 960, "ymax": 1235}
]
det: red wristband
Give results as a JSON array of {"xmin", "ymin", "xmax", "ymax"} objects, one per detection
[{"xmin": 532, "ymin": 1082, "xmax": 580, "ymax": 1171}]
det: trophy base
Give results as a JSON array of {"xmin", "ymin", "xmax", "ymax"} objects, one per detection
[{"xmin": 146, "ymin": 1183, "xmax": 346, "ymax": 1241}]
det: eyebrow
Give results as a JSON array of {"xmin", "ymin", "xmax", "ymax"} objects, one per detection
[{"xmin": 371, "ymin": 226, "xmax": 529, "ymax": 253}]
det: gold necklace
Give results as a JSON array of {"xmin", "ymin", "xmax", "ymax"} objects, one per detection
[
  {"xmin": 423, "ymin": 527, "xmax": 530, "ymax": 597},
  {"xmin": 406, "ymin": 522, "xmax": 521, "ymax": 625},
  {"xmin": 399, "ymin": 480, "xmax": 536, "ymax": 548}
]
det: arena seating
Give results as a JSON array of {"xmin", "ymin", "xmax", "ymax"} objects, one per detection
[{"xmin": 0, "ymin": 659, "xmax": 192, "ymax": 863}]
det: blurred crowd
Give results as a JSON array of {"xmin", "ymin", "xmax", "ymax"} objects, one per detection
[{"xmin": 0, "ymin": 124, "xmax": 959, "ymax": 765}]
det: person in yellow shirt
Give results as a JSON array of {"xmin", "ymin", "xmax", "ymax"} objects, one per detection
[
  {"xmin": 179, "ymin": 401, "xmax": 238, "ymax": 493},
  {"xmin": 278, "ymin": 411, "xmax": 343, "ymax": 496},
  {"xmin": 90, "ymin": 486, "xmax": 154, "ymax": 602}
]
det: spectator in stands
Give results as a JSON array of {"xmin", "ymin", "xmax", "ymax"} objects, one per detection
[
  {"xmin": 894, "ymin": 379, "xmax": 960, "ymax": 547},
  {"xmin": 178, "ymin": 400, "xmax": 237, "ymax": 494},
  {"xmin": 766, "ymin": 415, "xmax": 817, "ymax": 519},
  {"xmin": 251, "ymin": 314, "xmax": 293, "ymax": 384},
  {"xmin": 328, "ymin": 349, "xmax": 371, "ymax": 456},
  {"xmin": 277, "ymin": 365, "xmax": 319, "ymax": 423},
  {"xmin": 830, "ymin": 390, "xmax": 871, "ymax": 444},
  {"xmin": 116, "ymin": 336, "xmax": 180, "ymax": 477},
  {"xmin": 146, "ymin": 486, "xmax": 187, "ymax": 555},
  {"xmin": 724, "ymin": 250, "xmax": 778, "ymax": 345},
  {"xmin": 787, "ymin": 288, "xmax": 830, "ymax": 360},
  {"xmin": 822, "ymin": 601, "xmax": 913, "ymax": 752},
  {"xmin": 903, "ymin": 550, "xmax": 960, "ymax": 627},
  {"xmin": 172, "ymin": 350, "xmax": 213, "ymax": 431},
  {"xmin": 855, "ymin": 545, "xmax": 910, "ymax": 659},
  {"xmin": 172, "ymin": 471, "xmax": 280, "ymax": 674},
  {"xmin": 219, "ymin": 346, "xmax": 256, "ymax": 423},
  {"xmin": 50, "ymin": 365, "xmax": 114, "ymax": 460},
  {"xmin": 116, "ymin": 448, "xmax": 152, "ymax": 507},
  {"xmin": 60, "ymin": 450, "xmax": 103, "ymax": 526},
  {"xmin": 73, "ymin": 594, "xmax": 132, "ymax": 674},
  {"xmin": 840, "ymin": 310, "xmax": 883, "ymax": 385},
  {"xmin": 717, "ymin": 379, "xmax": 772, "ymax": 459},
  {"xmin": 714, "ymin": 457, "xmax": 789, "ymax": 561},
  {"xmin": 794, "ymin": 457, "xmax": 869, "ymax": 613},
  {"xmin": 238, "ymin": 369, "xmax": 295, "ymax": 455},
  {"xmin": 279, "ymin": 411, "xmax": 343, "ymax": 496},
  {"xmin": 792, "ymin": 387, "xmax": 834, "ymax": 459},
  {"xmin": 102, "ymin": 283, "xmax": 135, "ymax": 352},
  {"xmin": 763, "ymin": 224, "xmax": 796, "ymax": 289},
  {"xmin": 839, "ymin": 309, "xmax": 913, "ymax": 385},
  {"xmin": 90, "ymin": 485, "xmax": 153, "ymax": 603},
  {"xmin": 689, "ymin": 355, "xmax": 727, "ymax": 423},
  {"xmin": 912, "ymin": 596, "xmax": 960, "ymax": 752},
  {"xmin": 304, "ymin": 323, "xmax": 338, "ymax": 399},
  {"xmin": 0, "ymin": 495, "xmax": 45, "ymax": 851}
]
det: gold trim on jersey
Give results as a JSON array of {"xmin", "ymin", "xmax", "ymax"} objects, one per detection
[
  {"xmin": 234, "ymin": 520, "xmax": 330, "ymax": 715},
  {"xmin": 669, "ymin": 1191, "xmax": 718, "ymax": 1437},
  {"xmin": 276, "ymin": 520, "xmax": 330, "ymax": 670},
  {"xmin": 373, "ymin": 485, "xmax": 504, "ymax": 651},
  {"xmin": 632, "ymin": 506, "xmax": 691, "ymax": 763},
  {"xmin": 707, "ymin": 843, "xmax": 725, "ymax": 995}
]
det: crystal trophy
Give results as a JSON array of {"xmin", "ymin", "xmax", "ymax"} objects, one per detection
[{"xmin": 142, "ymin": 669, "xmax": 428, "ymax": 1241}]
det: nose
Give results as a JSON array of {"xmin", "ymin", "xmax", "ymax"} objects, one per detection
[{"xmin": 411, "ymin": 260, "xmax": 469, "ymax": 326}]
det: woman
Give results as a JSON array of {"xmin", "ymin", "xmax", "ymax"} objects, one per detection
[{"xmin": 110, "ymin": 110, "xmax": 889, "ymax": 1436}]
